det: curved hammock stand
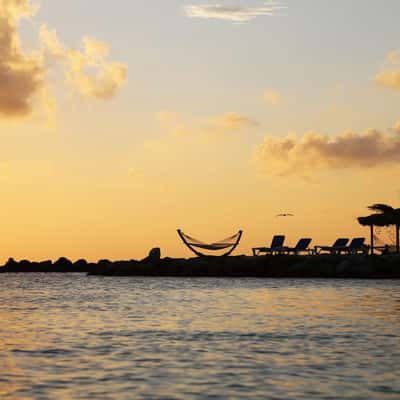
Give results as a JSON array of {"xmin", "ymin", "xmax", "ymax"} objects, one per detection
[{"xmin": 177, "ymin": 229, "xmax": 243, "ymax": 257}]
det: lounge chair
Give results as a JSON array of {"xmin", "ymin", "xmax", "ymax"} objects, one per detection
[
  {"xmin": 343, "ymin": 238, "xmax": 369, "ymax": 255},
  {"xmin": 314, "ymin": 238, "xmax": 349, "ymax": 255},
  {"xmin": 284, "ymin": 238, "xmax": 313, "ymax": 255},
  {"xmin": 252, "ymin": 235, "xmax": 285, "ymax": 256}
]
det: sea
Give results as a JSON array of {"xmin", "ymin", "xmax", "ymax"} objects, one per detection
[{"xmin": 0, "ymin": 274, "xmax": 399, "ymax": 399}]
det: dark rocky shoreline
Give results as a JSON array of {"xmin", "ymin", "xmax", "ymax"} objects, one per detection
[{"xmin": 1, "ymin": 252, "xmax": 399, "ymax": 278}]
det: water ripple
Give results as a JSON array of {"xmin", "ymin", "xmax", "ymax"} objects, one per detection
[{"xmin": 0, "ymin": 275, "xmax": 399, "ymax": 399}]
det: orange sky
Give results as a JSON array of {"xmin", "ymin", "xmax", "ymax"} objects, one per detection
[{"xmin": 0, "ymin": 0, "xmax": 399, "ymax": 262}]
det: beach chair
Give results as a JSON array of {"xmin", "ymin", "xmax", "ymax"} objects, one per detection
[
  {"xmin": 343, "ymin": 238, "xmax": 369, "ymax": 255},
  {"xmin": 284, "ymin": 238, "xmax": 313, "ymax": 255},
  {"xmin": 314, "ymin": 238, "xmax": 349, "ymax": 255},
  {"xmin": 252, "ymin": 235, "xmax": 285, "ymax": 256}
]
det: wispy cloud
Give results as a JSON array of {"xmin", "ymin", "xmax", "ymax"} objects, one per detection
[
  {"xmin": 376, "ymin": 70, "xmax": 400, "ymax": 91},
  {"xmin": 263, "ymin": 90, "xmax": 281, "ymax": 105},
  {"xmin": 159, "ymin": 111, "xmax": 258, "ymax": 139},
  {"xmin": 255, "ymin": 124, "xmax": 400, "ymax": 178},
  {"xmin": 386, "ymin": 50, "xmax": 400, "ymax": 65},
  {"xmin": 376, "ymin": 49, "xmax": 400, "ymax": 91},
  {"xmin": 210, "ymin": 112, "xmax": 258, "ymax": 129},
  {"xmin": 184, "ymin": 1, "xmax": 286, "ymax": 23}
]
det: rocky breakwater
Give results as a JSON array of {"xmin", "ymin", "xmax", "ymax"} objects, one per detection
[
  {"xmin": 0, "ymin": 257, "xmax": 95, "ymax": 273},
  {"xmin": 0, "ymin": 248, "xmax": 163, "ymax": 274},
  {"xmin": 1, "ymin": 248, "xmax": 399, "ymax": 278},
  {"xmin": 88, "ymin": 249, "xmax": 400, "ymax": 279}
]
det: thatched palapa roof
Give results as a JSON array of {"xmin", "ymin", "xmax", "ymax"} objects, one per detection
[
  {"xmin": 358, "ymin": 204, "xmax": 400, "ymax": 227},
  {"xmin": 358, "ymin": 213, "xmax": 394, "ymax": 227}
]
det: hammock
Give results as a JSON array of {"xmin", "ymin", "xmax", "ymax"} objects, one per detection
[{"xmin": 177, "ymin": 229, "xmax": 243, "ymax": 257}]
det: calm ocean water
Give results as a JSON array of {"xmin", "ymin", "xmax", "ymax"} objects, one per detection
[{"xmin": 0, "ymin": 275, "xmax": 399, "ymax": 399}]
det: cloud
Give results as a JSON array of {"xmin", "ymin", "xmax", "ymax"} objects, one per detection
[
  {"xmin": 395, "ymin": 121, "xmax": 400, "ymax": 134},
  {"xmin": 184, "ymin": 2, "xmax": 286, "ymax": 23},
  {"xmin": 0, "ymin": 0, "xmax": 44, "ymax": 118},
  {"xmin": 158, "ymin": 111, "xmax": 189, "ymax": 137},
  {"xmin": 376, "ymin": 70, "xmax": 400, "ymax": 91},
  {"xmin": 0, "ymin": 1, "xmax": 127, "ymax": 121},
  {"xmin": 376, "ymin": 49, "xmax": 400, "ymax": 91},
  {"xmin": 159, "ymin": 111, "xmax": 258, "ymax": 139},
  {"xmin": 211, "ymin": 112, "xmax": 258, "ymax": 129},
  {"xmin": 386, "ymin": 50, "xmax": 400, "ymax": 65},
  {"xmin": 40, "ymin": 26, "xmax": 127, "ymax": 100},
  {"xmin": 263, "ymin": 90, "xmax": 281, "ymax": 105},
  {"xmin": 256, "ymin": 125, "xmax": 400, "ymax": 177}
]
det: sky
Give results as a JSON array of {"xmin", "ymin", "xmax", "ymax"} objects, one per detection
[{"xmin": 1, "ymin": 0, "xmax": 400, "ymax": 262}]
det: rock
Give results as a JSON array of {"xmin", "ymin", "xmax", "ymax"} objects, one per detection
[
  {"xmin": 336, "ymin": 260, "xmax": 351, "ymax": 275},
  {"xmin": 19, "ymin": 260, "xmax": 32, "ymax": 270},
  {"xmin": 97, "ymin": 259, "xmax": 113, "ymax": 271},
  {"xmin": 5, "ymin": 257, "xmax": 17, "ymax": 268},
  {"xmin": 98, "ymin": 259, "xmax": 112, "ymax": 266},
  {"xmin": 54, "ymin": 257, "xmax": 73, "ymax": 270},
  {"xmin": 74, "ymin": 259, "xmax": 88, "ymax": 266},
  {"xmin": 17, "ymin": 260, "xmax": 35, "ymax": 272},
  {"xmin": 350, "ymin": 261, "xmax": 373, "ymax": 276},
  {"xmin": 73, "ymin": 259, "xmax": 89, "ymax": 272},
  {"xmin": 141, "ymin": 248, "xmax": 161, "ymax": 264},
  {"xmin": 39, "ymin": 261, "xmax": 53, "ymax": 271}
]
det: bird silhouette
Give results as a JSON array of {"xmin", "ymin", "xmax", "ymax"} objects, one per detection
[{"xmin": 276, "ymin": 213, "xmax": 294, "ymax": 217}]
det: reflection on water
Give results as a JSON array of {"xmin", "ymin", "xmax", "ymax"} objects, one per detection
[{"xmin": 0, "ymin": 275, "xmax": 399, "ymax": 399}]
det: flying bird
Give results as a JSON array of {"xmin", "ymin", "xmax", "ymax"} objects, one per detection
[{"xmin": 276, "ymin": 213, "xmax": 294, "ymax": 217}]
